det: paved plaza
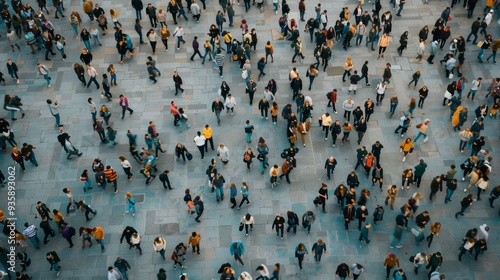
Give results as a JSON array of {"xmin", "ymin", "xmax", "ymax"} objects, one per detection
[{"xmin": 0, "ymin": 0, "xmax": 499, "ymax": 279}]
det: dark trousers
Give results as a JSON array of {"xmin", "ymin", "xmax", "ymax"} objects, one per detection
[
  {"xmin": 275, "ymin": 225, "xmax": 284, "ymax": 237},
  {"xmin": 297, "ymin": 254, "xmax": 304, "ymax": 269},
  {"xmin": 65, "ymin": 236, "xmax": 74, "ymax": 247},
  {"xmin": 43, "ymin": 230, "xmax": 56, "ymax": 243},
  {"xmin": 414, "ymin": 175, "xmax": 422, "ymax": 188},
  {"xmin": 190, "ymin": 49, "xmax": 203, "ymax": 60},
  {"xmin": 121, "ymin": 106, "xmax": 133, "ymax": 118},
  {"xmin": 77, "ymin": 74, "xmax": 86, "ymax": 85},
  {"xmin": 279, "ymin": 171, "xmax": 291, "ymax": 183},
  {"xmin": 87, "ymin": 76, "xmax": 100, "ymax": 88},
  {"xmin": 160, "ymin": 176, "xmax": 172, "ymax": 189},
  {"xmin": 204, "ymin": 137, "xmax": 214, "ymax": 151},
  {"xmin": 343, "ymin": 110, "xmax": 351, "ymax": 121},
  {"xmin": 239, "ymin": 196, "xmax": 250, "ymax": 207},
  {"xmin": 386, "ymin": 265, "xmax": 394, "ymax": 279},
  {"xmin": 196, "ymin": 145, "xmax": 205, "ymax": 159},
  {"xmin": 149, "ymin": 16, "xmax": 157, "ymax": 27},
  {"xmin": 287, "ymin": 224, "xmax": 297, "ymax": 234}
]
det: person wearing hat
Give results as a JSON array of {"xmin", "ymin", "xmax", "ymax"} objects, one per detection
[{"xmin": 383, "ymin": 253, "xmax": 400, "ymax": 280}]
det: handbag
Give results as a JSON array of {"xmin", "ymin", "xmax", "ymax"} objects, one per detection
[
  {"xmin": 239, "ymin": 223, "xmax": 244, "ymax": 232},
  {"xmin": 409, "ymin": 256, "xmax": 415, "ymax": 262},
  {"xmin": 186, "ymin": 152, "xmax": 193, "ymax": 161},
  {"xmin": 218, "ymin": 88, "xmax": 222, "ymax": 96},
  {"xmin": 449, "ymin": 73, "xmax": 454, "ymax": 79},
  {"xmin": 242, "ymin": 70, "xmax": 248, "ymax": 79},
  {"xmin": 460, "ymin": 163, "xmax": 466, "ymax": 170},
  {"xmin": 477, "ymin": 41, "xmax": 484, "ymax": 48}
]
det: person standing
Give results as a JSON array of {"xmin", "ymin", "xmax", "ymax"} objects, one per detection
[
  {"xmin": 202, "ymin": 125, "xmax": 215, "ymax": 151},
  {"xmin": 172, "ymin": 71, "xmax": 184, "ymax": 96},
  {"xmin": 22, "ymin": 223, "xmax": 40, "ymax": 249},
  {"xmin": 385, "ymin": 185, "xmax": 398, "ymax": 210},
  {"xmin": 47, "ymin": 99, "xmax": 63, "ymax": 127},
  {"xmin": 343, "ymin": 203, "xmax": 355, "ymax": 230},
  {"xmin": 230, "ymin": 240, "xmax": 245, "ymax": 265},
  {"xmin": 212, "ymin": 98, "xmax": 224, "ymax": 125},
  {"xmin": 193, "ymin": 196, "xmax": 204, "ymax": 223},
  {"xmin": 246, "ymin": 78, "xmax": 257, "ymax": 105},
  {"xmin": 188, "ymin": 232, "xmax": 201, "ymax": 255},
  {"xmin": 193, "ymin": 132, "xmax": 206, "ymax": 160},
  {"xmin": 46, "ymin": 251, "xmax": 61, "ymax": 277},
  {"xmin": 217, "ymin": 144, "xmax": 230, "ymax": 166},
  {"xmin": 6, "ymin": 59, "xmax": 20, "ymax": 84},
  {"xmin": 37, "ymin": 63, "xmax": 51, "ymax": 87}
]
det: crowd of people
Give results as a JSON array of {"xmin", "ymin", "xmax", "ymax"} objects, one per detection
[{"xmin": 0, "ymin": 0, "xmax": 499, "ymax": 279}]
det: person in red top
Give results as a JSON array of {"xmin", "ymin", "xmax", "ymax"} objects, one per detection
[
  {"xmin": 170, "ymin": 101, "xmax": 180, "ymax": 127},
  {"xmin": 147, "ymin": 121, "xmax": 157, "ymax": 139},
  {"xmin": 363, "ymin": 153, "xmax": 375, "ymax": 178},
  {"xmin": 119, "ymin": 94, "xmax": 134, "ymax": 119},
  {"xmin": 327, "ymin": 89, "xmax": 338, "ymax": 113},
  {"xmin": 11, "ymin": 147, "xmax": 26, "ymax": 172}
]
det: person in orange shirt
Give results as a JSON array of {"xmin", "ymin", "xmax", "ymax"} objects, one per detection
[
  {"xmin": 103, "ymin": 165, "xmax": 119, "ymax": 194},
  {"xmin": 188, "ymin": 232, "xmax": 201, "ymax": 255},
  {"xmin": 91, "ymin": 226, "xmax": 105, "ymax": 252}
]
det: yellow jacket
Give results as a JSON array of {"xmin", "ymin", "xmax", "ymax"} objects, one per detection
[{"xmin": 400, "ymin": 140, "xmax": 414, "ymax": 152}]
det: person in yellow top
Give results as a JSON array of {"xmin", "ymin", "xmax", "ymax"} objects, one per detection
[
  {"xmin": 202, "ymin": 124, "xmax": 214, "ymax": 152},
  {"xmin": 188, "ymin": 231, "xmax": 201, "ymax": 255},
  {"xmin": 269, "ymin": 164, "xmax": 281, "ymax": 188},
  {"xmin": 83, "ymin": 0, "xmax": 94, "ymax": 22},
  {"xmin": 297, "ymin": 121, "xmax": 310, "ymax": 147},
  {"xmin": 385, "ymin": 185, "xmax": 398, "ymax": 210},
  {"xmin": 0, "ymin": 209, "xmax": 4, "ymax": 224},
  {"xmin": 378, "ymin": 33, "xmax": 390, "ymax": 59},
  {"xmin": 91, "ymin": 226, "xmax": 105, "ymax": 252},
  {"xmin": 265, "ymin": 41, "xmax": 274, "ymax": 63},
  {"xmin": 270, "ymin": 102, "xmax": 279, "ymax": 127},
  {"xmin": 400, "ymin": 138, "xmax": 414, "ymax": 162},
  {"xmin": 343, "ymin": 57, "xmax": 353, "ymax": 82},
  {"xmin": 52, "ymin": 209, "xmax": 67, "ymax": 230}
]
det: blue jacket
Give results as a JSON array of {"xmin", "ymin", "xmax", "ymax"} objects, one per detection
[
  {"xmin": 230, "ymin": 241, "xmax": 245, "ymax": 255},
  {"xmin": 230, "ymin": 187, "xmax": 237, "ymax": 198},
  {"xmin": 241, "ymin": 187, "xmax": 249, "ymax": 197}
]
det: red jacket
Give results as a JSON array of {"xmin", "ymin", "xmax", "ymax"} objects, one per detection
[{"xmin": 119, "ymin": 96, "xmax": 129, "ymax": 108}]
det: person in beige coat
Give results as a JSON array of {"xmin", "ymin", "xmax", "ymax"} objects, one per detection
[
  {"xmin": 321, "ymin": 113, "xmax": 333, "ymax": 141},
  {"xmin": 385, "ymin": 185, "xmax": 398, "ymax": 210},
  {"xmin": 297, "ymin": 121, "xmax": 310, "ymax": 147},
  {"xmin": 414, "ymin": 119, "xmax": 431, "ymax": 143}
]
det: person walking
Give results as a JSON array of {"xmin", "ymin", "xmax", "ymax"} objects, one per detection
[
  {"xmin": 230, "ymin": 240, "xmax": 245, "ymax": 265},
  {"xmin": 383, "ymin": 253, "xmax": 400, "ymax": 280},
  {"xmin": 212, "ymin": 98, "xmax": 224, "ymax": 125},
  {"xmin": 311, "ymin": 239, "xmax": 326, "ymax": 263},
  {"xmin": 295, "ymin": 243, "xmax": 308, "ymax": 270},
  {"xmin": 193, "ymin": 196, "xmax": 204, "ymax": 223},
  {"xmin": 193, "ymin": 132, "xmax": 206, "ymax": 160},
  {"xmin": 173, "ymin": 24, "xmax": 186, "ymax": 50},
  {"xmin": 129, "ymin": 232, "xmax": 142, "ymax": 255},
  {"xmin": 119, "ymin": 95, "xmax": 133, "ymax": 119},
  {"xmin": 114, "ymin": 258, "xmax": 131, "ymax": 280},
  {"xmin": 46, "ymin": 251, "xmax": 61, "ymax": 277},
  {"xmin": 240, "ymin": 213, "xmax": 254, "ymax": 236},
  {"xmin": 6, "ymin": 59, "xmax": 20, "ymax": 84},
  {"xmin": 414, "ymin": 119, "xmax": 431, "ymax": 143},
  {"xmin": 172, "ymin": 71, "xmax": 184, "ymax": 96},
  {"xmin": 377, "ymin": 33, "xmax": 390, "ymax": 59},
  {"xmin": 125, "ymin": 192, "xmax": 136, "ymax": 217},
  {"xmin": 22, "ymin": 223, "xmax": 40, "ymax": 249},
  {"xmin": 426, "ymin": 252, "xmax": 443, "ymax": 278},
  {"xmin": 426, "ymin": 222, "xmax": 441, "ymax": 248},
  {"xmin": 86, "ymin": 65, "xmax": 100, "ymax": 89},
  {"xmin": 385, "ymin": 185, "xmax": 398, "ymax": 210},
  {"xmin": 91, "ymin": 226, "xmax": 105, "ymax": 252}
]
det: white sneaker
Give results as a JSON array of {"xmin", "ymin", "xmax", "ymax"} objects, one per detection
[
  {"xmin": 402, "ymin": 157, "xmax": 406, "ymax": 162},
  {"xmin": 464, "ymin": 189, "xmax": 467, "ymax": 193},
  {"xmin": 17, "ymin": 79, "xmax": 19, "ymax": 84}
]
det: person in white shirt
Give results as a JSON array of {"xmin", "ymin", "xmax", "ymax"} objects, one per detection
[
  {"xmin": 37, "ymin": 63, "xmax": 51, "ymax": 87},
  {"xmin": 147, "ymin": 29, "xmax": 158, "ymax": 54},
  {"xmin": 376, "ymin": 81, "xmax": 387, "ymax": 106},
  {"xmin": 86, "ymin": 65, "xmax": 100, "ymax": 89},
  {"xmin": 342, "ymin": 98, "xmax": 355, "ymax": 121},
  {"xmin": 107, "ymin": 267, "xmax": 122, "ymax": 280},
  {"xmin": 173, "ymin": 25, "xmax": 186, "ymax": 50},
  {"xmin": 412, "ymin": 252, "xmax": 427, "ymax": 274},
  {"xmin": 241, "ymin": 213, "xmax": 254, "ymax": 236},
  {"xmin": 466, "ymin": 77, "xmax": 482, "ymax": 101},
  {"xmin": 193, "ymin": 132, "xmax": 206, "ymax": 160},
  {"xmin": 217, "ymin": 143, "xmax": 230, "ymax": 166},
  {"xmin": 225, "ymin": 94, "xmax": 237, "ymax": 115}
]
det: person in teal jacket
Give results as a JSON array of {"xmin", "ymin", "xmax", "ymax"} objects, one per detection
[
  {"xmin": 295, "ymin": 243, "xmax": 308, "ymax": 270},
  {"xmin": 229, "ymin": 240, "xmax": 245, "ymax": 265}
]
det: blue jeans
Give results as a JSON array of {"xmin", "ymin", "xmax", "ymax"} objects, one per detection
[
  {"xmin": 390, "ymin": 104, "xmax": 397, "ymax": 115},
  {"xmin": 83, "ymin": 40, "xmax": 91, "ymax": 51},
  {"xmin": 27, "ymin": 153, "xmax": 38, "ymax": 166},
  {"xmin": 126, "ymin": 203, "xmax": 136, "ymax": 214},
  {"xmin": 215, "ymin": 186, "xmax": 224, "ymax": 200},
  {"xmin": 179, "ymin": 119, "xmax": 189, "ymax": 132},
  {"xmin": 8, "ymin": 105, "xmax": 24, "ymax": 119},
  {"xmin": 397, "ymin": 4, "xmax": 404, "ymax": 15},
  {"xmin": 91, "ymin": 111, "xmax": 97, "ymax": 121},
  {"xmin": 177, "ymin": 36, "xmax": 186, "ymax": 48},
  {"xmin": 55, "ymin": 4, "xmax": 63, "ymax": 17},
  {"xmin": 56, "ymin": 47, "xmax": 65, "ymax": 58},
  {"xmin": 486, "ymin": 50, "xmax": 497, "ymax": 62},
  {"xmin": 84, "ymin": 179, "xmax": 91, "ymax": 191},
  {"xmin": 478, "ymin": 49, "xmax": 486, "ymax": 60},
  {"xmin": 43, "ymin": 74, "xmax": 51, "ymax": 86},
  {"xmin": 445, "ymin": 189, "xmax": 455, "ymax": 202},
  {"xmin": 110, "ymin": 73, "xmax": 117, "ymax": 85},
  {"xmin": 245, "ymin": 133, "xmax": 252, "ymax": 143},
  {"xmin": 71, "ymin": 24, "xmax": 78, "ymax": 36},
  {"xmin": 51, "ymin": 262, "xmax": 61, "ymax": 271},
  {"xmin": 467, "ymin": 134, "xmax": 478, "ymax": 148},
  {"xmin": 118, "ymin": 269, "xmax": 129, "ymax": 280},
  {"xmin": 135, "ymin": 10, "xmax": 142, "ymax": 20},
  {"xmin": 28, "ymin": 235, "xmax": 40, "ymax": 249},
  {"xmin": 259, "ymin": 155, "xmax": 268, "ymax": 172},
  {"xmin": 286, "ymin": 224, "xmax": 297, "ymax": 234},
  {"xmin": 390, "ymin": 236, "xmax": 401, "ymax": 247},
  {"xmin": 92, "ymin": 36, "xmax": 102, "ymax": 46},
  {"xmin": 96, "ymin": 239, "xmax": 105, "ymax": 251},
  {"xmin": 414, "ymin": 131, "xmax": 426, "ymax": 143},
  {"xmin": 54, "ymin": 113, "xmax": 60, "ymax": 126},
  {"xmin": 202, "ymin": 50, "xmax": 213, "ymax": 64},
  {"xmin": 273, "ymin": 3, "xmax": 278, "ymax": 12}
]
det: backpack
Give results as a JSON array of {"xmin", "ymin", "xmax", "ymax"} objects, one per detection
[{"xmin": 25, "ymin": 32, "xmax": 36, "ymax": 44}]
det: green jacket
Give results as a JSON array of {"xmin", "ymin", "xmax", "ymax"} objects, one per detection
[{"xmin": 414, "ymin": 163, "xmax": 428, "ymax": 177}]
